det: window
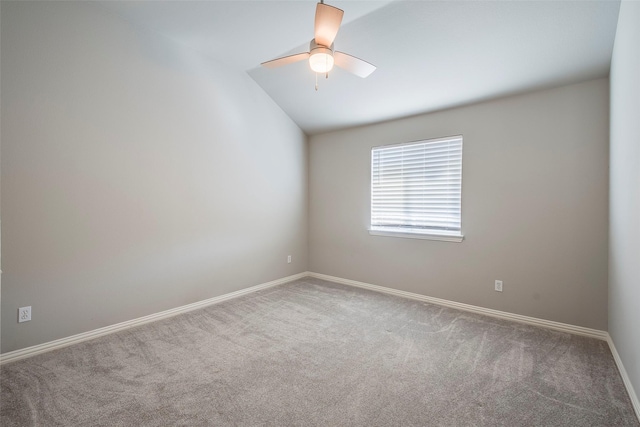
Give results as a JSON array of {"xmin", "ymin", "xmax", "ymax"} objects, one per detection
[{"xmin": 370, "ymin": 135, "xmax": 464, "ymax": 242}]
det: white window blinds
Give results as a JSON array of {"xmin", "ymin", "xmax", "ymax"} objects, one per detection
[{"xmin": 371, "ymin": 135, "xmax": 463, "ymax": 237}]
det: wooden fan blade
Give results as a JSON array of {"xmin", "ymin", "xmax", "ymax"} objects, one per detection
[
  {"xmin": 314, "ymin": 2, "xmax": 344, "ymax": 47},
  {"xmin": 261, "ymin": 52, "xmax": 310, "ymax": 69},
  {"xmin": 334, "ymin": 51, "xmax": 376, "ymax": 78}
]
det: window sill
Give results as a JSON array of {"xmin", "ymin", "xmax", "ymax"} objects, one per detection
[{"xmin": 368, "ymin": 228, "xmax": 464, "ymax": 242}]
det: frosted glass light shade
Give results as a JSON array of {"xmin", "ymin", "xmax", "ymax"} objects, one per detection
[{"xmin": 309, "ymin": 49, "xmax": 334, "ymax": 73}]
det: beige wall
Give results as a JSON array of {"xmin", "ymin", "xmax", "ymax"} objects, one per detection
[
  {"xmin": 309, "ymin": 79, "xmax": 609, "ymax": 330},
  {"xmin": 609, "ymin": 0, "xmax": 640, "ymax": 405},
  {"xmin": 0, "ymin": 2, "xmax": 308, "ymax": 353}
]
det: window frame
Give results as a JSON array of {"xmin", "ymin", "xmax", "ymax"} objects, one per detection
[{"xmin": 369, "ymin": 135, "xmax": 464, "ymax": 243}]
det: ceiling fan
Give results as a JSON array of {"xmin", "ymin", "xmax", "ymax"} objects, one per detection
[{"xmin": 261, "ymin": 1, "xmax": 376, "ymax": 81}]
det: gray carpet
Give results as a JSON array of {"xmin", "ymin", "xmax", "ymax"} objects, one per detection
[{"xmin": 1, "ymin": 277, "xmax": 638, "ymax": 426}]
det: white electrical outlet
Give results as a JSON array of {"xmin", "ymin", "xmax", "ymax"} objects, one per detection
[
  {"xmin": 287, "ymin": 255, "xmax": 292, "ymax": 264},
  {"xmin": 495, "ymin": 280, "xmax": 503, "ymax": 292},
  {"xmin": 18, "ymin": 306, "xmax": 32, "ymax": 323}
]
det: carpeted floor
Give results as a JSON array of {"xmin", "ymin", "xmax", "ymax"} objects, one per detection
[{"xmin": 1, "ymin": 277, "xmax": 638, "ymax": 426}]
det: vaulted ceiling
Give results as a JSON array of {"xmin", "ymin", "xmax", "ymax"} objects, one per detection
[{"xmin": 99, "ymin": 0, "xmax": 621, "ymax": 135}]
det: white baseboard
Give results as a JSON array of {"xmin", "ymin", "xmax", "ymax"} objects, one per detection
[
  {"xmin": 306, "ymin": 272, "xmax": 608, "ymax": 340},
  {"xmin": 0, "ymin": 272, "xmax": 307, "ymax": 365},
  {"xmin": 607, "ymin": 335, "xmax": 640, "ymax": 421}
]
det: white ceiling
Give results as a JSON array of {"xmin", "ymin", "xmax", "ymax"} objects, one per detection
[{"xmin": 98, "ymin": 0, "xmax": 621, "ymax": 135}]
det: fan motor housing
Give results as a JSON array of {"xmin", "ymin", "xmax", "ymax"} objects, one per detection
[{"xmin": 310, "ymin": 39, "xmax": 334, "ymax": 55}]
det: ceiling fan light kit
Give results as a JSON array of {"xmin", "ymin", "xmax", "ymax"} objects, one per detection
[
  {"xmin": 309, "ymin": 41, "xmax": 334, "ymax": 73},
  {"xmin": 261, "ymin": 1, "xmax": 376, "ymax": 85}
]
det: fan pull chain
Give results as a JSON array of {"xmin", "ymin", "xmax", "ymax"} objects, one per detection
[{"xmin": 315, "ymin": 70, "xmax": 329, "ymax": 91}]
